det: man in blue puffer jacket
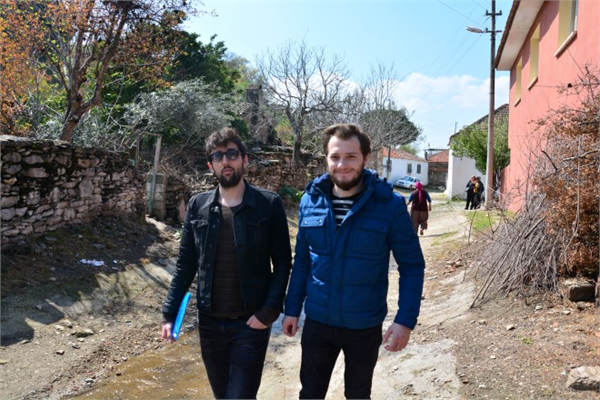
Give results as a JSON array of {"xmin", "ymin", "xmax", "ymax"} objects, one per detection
[{"xmin": 283, "ymin": 123, "xmax": 425, "ymax": 399}]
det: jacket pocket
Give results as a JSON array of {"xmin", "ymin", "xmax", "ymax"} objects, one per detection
[
  {"xmin": 246, "ymin": 217, "xmax": 270, "ymax": 250},
  {"xmin": 301, "ymin": 215, "xmax": 329, "ymax": 254},
  {"xmin": 190, "ymin": 219, "xmax": 210, "ymax": 249},
  {"xmin": 348, "ymin": 218, "xmax": 389, "ymax": 257}
]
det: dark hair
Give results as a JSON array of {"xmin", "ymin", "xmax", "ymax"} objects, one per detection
[
  {"xmin": 205, "ymin": 127, "xmax": 247, "ymax": 161},
  {"xmin": 322, "ymin": 123, "xmax": 371, "ymax": 157}
]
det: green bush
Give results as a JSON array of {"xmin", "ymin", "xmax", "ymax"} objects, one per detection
[{"xmin": 278, "ymin": 186, "xmax": 303, "ymax": 204}]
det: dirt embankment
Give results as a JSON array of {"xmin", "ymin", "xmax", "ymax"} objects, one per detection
[
  {"xmin": 1, "ymin": 196, "xmax": 598, "ymax": 400},
  {"xmin": 0, "ymin": 215, "xmax": 180, "ymax": 400}
]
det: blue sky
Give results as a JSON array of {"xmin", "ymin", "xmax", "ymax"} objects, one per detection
[{"xmin": 185, "ymin": 0, "xmax": 513, "ymax": 152}]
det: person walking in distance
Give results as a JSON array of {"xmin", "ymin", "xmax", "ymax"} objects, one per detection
[
  {"xmin": 161, "ymin": 127, "xmax": 292, "ymax": 399},
  {"xmin": 282, "ymin": 123, "xmax": 426, "ymax": 399},
  {"xmin": 407, "ymin": 181, "xmax": 432, "ymax": 236}
]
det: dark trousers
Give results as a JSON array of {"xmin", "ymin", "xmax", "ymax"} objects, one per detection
[
  {"xmin": 471, "ymin": 195, "xmax": 480, "ymax": 209},
  {"xmin": 465, "ymin": 193, "xmax": 474, "ymax": 209},
  {"xmin": 299, "ymin": 317, "xmax": 382, "ymax": 399},
  {"xmin": 198, "ymin": 313, "xmax": 271, "ymax": 399}
]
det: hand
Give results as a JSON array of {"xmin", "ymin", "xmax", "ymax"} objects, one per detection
[
  {"xmin": 161, "ymin": 322, "xmax": 175, "ymax": 343},
  {"xmin": 382, "ymin": 323, "xmax": 412, "ymax": 352},
  {"xmin": 429, "ymin": 204, "xmax": 432, "ymax": 211},
  {"xmin": 282, "ymin": 316, "xmax": 299, "ymax": 337},
  {"xmin": 246, "ymin": 314, "xmax": 269, "ymax": 330}
]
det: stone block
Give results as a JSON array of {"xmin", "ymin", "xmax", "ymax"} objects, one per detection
[
  {"xmin": 566, "ymin": 366, "xmax": 600, "ymax": 391},
  {"xmin": 562, "ymin": 278, "xmax": 596, "ymax": 302},
  {"xmin": 1, "ymin": 195, "xmax": 19, "ymax": 208}
]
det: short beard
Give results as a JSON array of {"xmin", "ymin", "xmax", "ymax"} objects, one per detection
[
  {"xmin": 215, "ymin": 169, "xmax": 243, "ymax": 188},
  {"xmin": 331, "ymin": 171, "xmax": 364, "ymax": 192}
]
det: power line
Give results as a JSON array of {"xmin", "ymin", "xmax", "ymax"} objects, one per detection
[
  {"xmin": 445, "ymin": 33, "xmax": 483, "ymax": 74},
  {"xmin": 420, "ymin": 2, "xmax": 488, "ymax": 77},
  {"xmin": 435, "ymin": 0, "xmax": 483, "ymax": 26},
  {"xmin": 473, "ymin": 0, "xmax": 488, "ymax": 12}
]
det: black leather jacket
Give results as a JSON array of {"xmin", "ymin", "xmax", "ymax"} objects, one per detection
[{"xmin": 162, "ymin": 181, "xmax": 292, "ymax": 323}]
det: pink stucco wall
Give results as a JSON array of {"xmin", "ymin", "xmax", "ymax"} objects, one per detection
[{"xmin": 501, "ymin": 0, "xmax": 600, "ymax": 210}]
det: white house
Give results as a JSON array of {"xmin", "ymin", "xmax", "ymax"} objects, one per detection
[
  {"xmin": 444, "ymin": 149, "xmax": 486, "ymax": 200},
  {"xmin": 445, "ymin": 104, "xmax": 507, "ymax": 199},
  {"xmin": 380, "ymin": 149, "xmax": 429, "ymax": 186}
]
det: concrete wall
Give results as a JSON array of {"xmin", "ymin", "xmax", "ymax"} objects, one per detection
[
  {"xmin": 445, "ymin": 150, "xmax": 486, "ymax": 200},
  {"xmin": 384, "ymin": 157, "xmax": 429, "ymax": 186},
  {"xmin": 501, "ymin": 0, "xmax": 600, "ymax": 210}
]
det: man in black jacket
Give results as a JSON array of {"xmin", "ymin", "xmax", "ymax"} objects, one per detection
[
  {"xmin": 465, "ymin": 175, "xmax": 476, "ymax": 210},
  {"xmin": 161, "ymin": 127, "xmax": 292, "ymax": 399},
  {"xmin": 475, "ymin": 176, "xmax": 485, "ymax": 209}
]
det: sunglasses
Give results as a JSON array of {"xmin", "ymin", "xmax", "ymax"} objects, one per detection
[{"xmin": 209, "ymin": 148, "xmax": 241, "ymax": 163}]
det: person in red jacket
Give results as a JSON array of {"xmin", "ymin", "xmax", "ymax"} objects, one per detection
[{"xmin": 407, "ymin": 181, "xmax": 432, "ymax": 236}]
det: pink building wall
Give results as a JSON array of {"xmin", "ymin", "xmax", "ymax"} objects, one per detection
[{"xmin": 501, "ymin": 1, "xmax": 600, "ymax": 210}]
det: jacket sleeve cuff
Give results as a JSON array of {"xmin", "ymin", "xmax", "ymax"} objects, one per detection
[
  {"xmin": 254, "ymin": 306, "xmax": 281, "ymax": 326},
  {"xmin": 162, "ymin": 314, "xmax": 176, "ymax": 324},
  {"xmin": 394, "ymin": 313, "xmax": 417, "ymax": 331}
]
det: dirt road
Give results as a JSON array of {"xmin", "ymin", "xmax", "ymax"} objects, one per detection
[{"xmin": 1, "ymin": 193, "xmax": 597, "ymax": 400}]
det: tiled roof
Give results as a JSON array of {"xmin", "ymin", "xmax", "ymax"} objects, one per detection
[
  {"xmin": 447, "ymin": 103, "xmax": 509, "ymax": 145},
  {"xmin": 380, "ymin": 148, "xmax": 427, "ymax": 162},
  {"xmin": 427, "ymin": 148, "xmax": 449, "ymax": 163}
]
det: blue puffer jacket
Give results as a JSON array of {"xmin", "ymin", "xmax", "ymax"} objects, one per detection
[{"xmin": 285, "ymin": 169, "xmax": 425, "ymax": 330}]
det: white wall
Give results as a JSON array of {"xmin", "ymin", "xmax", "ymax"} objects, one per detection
[
  {"xmin": 444, "ymin": 149, "xmax": 486, "ymax": 199},
  {"xmin": 383, "ymin": 157, "xmax": 429, "ymax": 186}
]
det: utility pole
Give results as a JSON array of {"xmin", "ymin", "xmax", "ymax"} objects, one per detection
[
  {"xmin": 485, "ymin": 0, "xmax": 502, "ymax": 209},
  {"xmin": 386, "ymin": 145, "xmax": 392, "ymax": 180},
  {"xmin": 469, "ymin": 2, "xmax": 503, "ymax": 208}
]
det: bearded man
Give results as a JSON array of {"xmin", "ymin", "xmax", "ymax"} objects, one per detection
[
  {"xmin": 282, "ymin": 123, "xmax": 425, "ymax": 399},
  {"xmin": 161, "ymin": 127, "xmax": 292, "ymax": 399}
]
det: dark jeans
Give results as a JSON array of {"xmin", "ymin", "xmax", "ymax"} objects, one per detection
[
  {"xmin": 299, "ymin": 317, "xmax": 382, "ymax": 399},
  {"xmin": 198, "ymin": 313, "xmax": 271, "ymax": 399}
]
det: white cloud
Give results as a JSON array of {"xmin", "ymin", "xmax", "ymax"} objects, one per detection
[
  {"xmin": 390, "ymin": 72, "xmax": 510, "ymax": 149},
  {"xmin": 393, "ymin": 72, "xmax": 509, "ymax": 112}
]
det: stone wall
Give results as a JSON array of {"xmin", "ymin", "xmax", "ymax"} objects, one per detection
[
  {"xmin": 1, "ymin": 136, "xmax": 145, "ymax": 248},
  {"xmin": 246, "ymin": 159, "xmax": 323, "ymax": 193},
  {"xmin": 0, "ymin": 136, "xmax": 323, "ymax": 238},
  {"xmin": 162, "ymin": 157, "xmax": 323, "ymax": 223},
  {"xmin": 428, "ymin": 161, "xmax": 448, "ymax": 188}
]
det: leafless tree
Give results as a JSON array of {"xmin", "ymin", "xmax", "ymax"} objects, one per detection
[
  {"xmin": 355, "ymin": 62, "xmax": 423, "ymax": 150},
  {"xmin": 256, "ymin": 38, "xmax": 351, "ymax": 160}
]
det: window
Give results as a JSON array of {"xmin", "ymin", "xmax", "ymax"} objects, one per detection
[
  {"xmin": 515, "ymin": 57, "xmax": 522, "ymax": 104},
  {"xmin": 529, "ymin": 24, "xmax": 540, "ymax": 87},
  {"xmin": 557, "ymin": 0, "xmax": 578, "ymax": 50},
  {"xmin": 407, "ymin": 163, "xmax": 412, "ymax": 174},
  {"xmin": 417, "ymin": 164, "xmax": 421, "ymax": 174}
]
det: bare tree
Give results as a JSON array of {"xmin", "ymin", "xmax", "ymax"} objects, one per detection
[
  {"xmin": 355, "ymin": 62, "xmax": 423, "ymax": 150},
  {"xmin": 256, "ymin": 38, "xmax": 351, "ymax": 160},
  {"xmin": 336, "ymin": 62, "xmax": 422, "ymax": 172}
]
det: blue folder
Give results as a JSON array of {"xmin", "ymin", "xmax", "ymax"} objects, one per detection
[{"xmin": 171, "ymin": 292, "xmax": 192, "ymax": 340}]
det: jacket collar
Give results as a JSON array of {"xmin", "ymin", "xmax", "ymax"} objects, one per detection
[
  {"xmin": 200, "ymin": 180, "xmax": 257, "ymax": 211},
  {"xmin": 307, "ymin": 169, "xmax": 394, "ymax": 202}
]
